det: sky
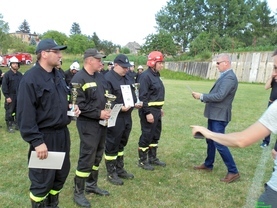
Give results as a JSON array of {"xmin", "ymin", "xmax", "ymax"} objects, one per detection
[{"xmin": 1, "ymin": 0, "xmax": 276, "ymax": 47}]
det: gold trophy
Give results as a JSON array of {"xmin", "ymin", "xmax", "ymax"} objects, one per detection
[
  {"xmin": 99, "ymin": 93, "xmax": 117, "ymax": 126},
  {"xmin": 67, "ymin": 82, "xmax": 82, "ymax": 117},
  {"xmin": 132, "ymin": 83, "xmax": 142, "ymax": 104}
]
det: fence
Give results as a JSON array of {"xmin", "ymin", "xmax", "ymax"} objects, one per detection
[{"xmin": 164, "ymin": 52, "xmax": 275, "ymax": 83}]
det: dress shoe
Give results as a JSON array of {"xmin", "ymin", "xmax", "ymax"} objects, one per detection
[
  {"xmin": 220, "ymin": 173, "xmax": 240, "ymax": 183},
  {"xmin": 193, "ymin": 164, "xmax": 212, "ymax": 171}
]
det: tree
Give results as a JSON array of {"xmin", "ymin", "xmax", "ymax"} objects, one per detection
[
  {"xmin": 140, "ymin": 30, "xmax": 178, "ymax": 56},
  {"xmin": 42, "ymin": 30, "xmax": 68, "ymax": 46},
  {"xmin": 67, "ymin": 34, "xmax": 95, "ymax": 54},
  {"xmin": 18, "ymin": 19, "xmax": 30, "ymax": 33},
  {"xmin": 99, "ymin": 40, "xmax": 117, "ymax": 55},
  {"xmin": 155, "ymin": 0, "xmax": 206, "ymax": 50},
  {"xmin": 70, "ymin": 22, "xmax": 81, "ymax": 35},
  {"xmin": 91, "ymin": 32, "xmax": 101, "ymax": 49},
  {"xmin": 155, "ymin": 0, "xmax": 277, "ymax": 53},
  {"xmin": 0, "ymin": 14, "xmax": 9, "ymax": 33},
  {"xmin": 0, "ymin": 14, "xmax": 11, "ymax": 53}
]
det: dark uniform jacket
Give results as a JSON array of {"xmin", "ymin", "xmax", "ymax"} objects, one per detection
[
  {"xmin": 139, "ymin": 67, "xmax": 165, "ymax": 115},
  {"xmin": 71, "ymin": 68, "xmax": 108, "ymax": 121},
  {"xmin": 17, "ymin": 63, "xmax": 71, "ymax": 147},
  {"xmin": 64, "ymin": 69, "xmax": 75, "ymax": 86},
  {"xmin": 104, "ymin": 69, "xmax": 137, "ymax": 117},
  {"xmin": 2, "ymin": 69, "xmax": 23, "ymax": 98}
]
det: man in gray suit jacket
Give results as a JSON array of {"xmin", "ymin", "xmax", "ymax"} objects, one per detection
[{"xmin": 192, "ymin": 53, "xmax": 240, "ymax": 183}]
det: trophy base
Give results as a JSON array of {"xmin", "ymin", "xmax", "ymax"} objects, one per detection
[
  {"xmin": 67, "ymin": 111, "xmax": 75, "ymax": 117},
  {"xmin": 99, "ymin": 119, "xmax": 107, "ymax": 126}
]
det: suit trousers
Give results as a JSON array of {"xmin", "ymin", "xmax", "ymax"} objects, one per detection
[{"xmin": 204, "ymin": 119, "xmax": 238, "ymax": 174}]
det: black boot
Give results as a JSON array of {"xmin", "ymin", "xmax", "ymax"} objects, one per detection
[
  {"xmin": 105, "ymin": 160, "xmax": 124, "ymax": 185},
  {"xmin": 31, "ymin": 199, "xmax": 46, "ymax": 208},
  {"xmin": 148, "ymin": 146, "xmax": 166, "ymax": 167},
  {"xmin": 116, "ymin": 156, "xmax": 134, "ymax": 179},
  {"xmin": 138, "ymin": 149, "xmax": 154, "ymax": 171},
  {"xmin": 13, "ymin": 120, "xmax": 19, "ymax": 130},
  {"xmin": 85, "ymin": 170, "xmax": 110, "ymax": 196},
  {"xmin": 6, "ymin": 121, "xmax": 15, "ymax": 133},
  {"xmin": 73, "ymin": 176, "xmax": 91, "ymax": 207},
  {"xmin": 45, "ymin": 193, "xmax": 59, "ymax": 208}
]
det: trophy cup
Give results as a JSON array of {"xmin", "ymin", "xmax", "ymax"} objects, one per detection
[
  {"xmin": 67, "ymin": 83, "xmax": 82, "ymax": 117},
  {"xmin": 132, "ymin": 83, "xmax": 142, "ymax": 104},
  {"xmin": 99, "ymin": 93, "xmax": 117, "ymax": 126}
]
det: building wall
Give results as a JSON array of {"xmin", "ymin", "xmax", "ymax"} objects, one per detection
[{"xmin": 9, "ymin": 32, "xmax": 39, "ymax": 45}]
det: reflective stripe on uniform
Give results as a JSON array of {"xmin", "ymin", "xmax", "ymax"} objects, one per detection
[
  {"xmin": 82, "ymin": 82, "xmax": 97, "ymax": 91},
  {"xmin": 30, "ymin": 192, "xmax": 47, "ymax": 202},
  {"xmin": 149, "ymin": 144, "xmax": 158, "ymax": 147},
  {"xmin": 49, "ymin": 189, "xmax": 60, "ymax": 195},
  {"xmin": 148, "ymin": 101, "xmax": 164, "ymax": 106},
  {"xmin": 104, "ymin": 154, "xmax": 117, "ymax": 160},
  {"xmin": 139, "ymin": 147, "xmax": 149, "ymax": 151},
  {"xmin": 92, "ymin": 165, "xmax": 99, "ymax": 171},
  {"xmin": 75, "ymin": 170, "xmax": 90, "ymax": 177},
  {"xmin": 118, "ymin": 151, "xmax": 124, "ymax": 156}
]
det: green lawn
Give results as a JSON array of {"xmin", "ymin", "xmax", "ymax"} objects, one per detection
[{"xmin": 0, "ymin": 78, "xmax": 274, "ymax": 208}]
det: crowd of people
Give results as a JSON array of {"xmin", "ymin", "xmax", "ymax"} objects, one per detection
[
  {"xmin": 2, "ymin": 38, "xmax": 277, "ymax": 207},
  {"xmin": 2, "ymin": 38, "xmax": 164, "ymax": 208}
]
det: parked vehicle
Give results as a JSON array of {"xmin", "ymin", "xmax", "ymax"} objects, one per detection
[{"xmin": 0, "ymin": 52, "xmax": 33, "ymax": 66}]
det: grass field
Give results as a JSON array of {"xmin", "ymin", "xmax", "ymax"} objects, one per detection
[{"xmin": 0, "ymin": 69, "xmax": 275, "ymax": 207}]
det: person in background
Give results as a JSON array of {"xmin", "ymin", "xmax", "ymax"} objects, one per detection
[
  {"xmin": 137, "ymin": 51, "xmax": 166, "ymax": 171},
  {"xmin": 192, "ymin": 53, "xmax": 240, "ymax": 183},
  {"xmin": 2, "ymin": 56, "xmax": 23, "ymax": 133},
  {"xmin": 99, "ymin": 61, "xmax": 107, "ymax": 74},
  {"xmin": 71, "ymin": 48, "xmax": 110, "ymax": 208},
  {"xmin": 136, "ymin": 65, "xmax": 144, "ymax": 83},
  {"xmin": 64, "ymin": 61, "xmax": 80, "ymax": 86},
  {"xmin": 191, "ymin": 49, "xmax": 277, "ymax": 207},
  {"xmin": 107, "ymin": 62, "xmax": 114, "ymax": 72},
  {"xmin": 17, "ymin": 38, "xmax": 81, "ymax": 207},
  {"xmin": 104, "ymin": 54, "xmax": 142, "ymax": 186},
  {"xmin": 56, "ymin": 59, "xmax": 65, "ymax": 78},
  {"xmin": 127, "ymin": 61, "xmax": 136, "ymax": 81},
  {"xmin": 260, "ymin": 51, "xmax": 277, "ymax": 148},
  {"xmin": 0, "ymin": 56, "xmax": 4, "ymax": 121}
]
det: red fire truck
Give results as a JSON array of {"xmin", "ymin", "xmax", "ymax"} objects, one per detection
[{"xmin": 0, "ymin": 52, "xmax": 33, "ymax": 67}]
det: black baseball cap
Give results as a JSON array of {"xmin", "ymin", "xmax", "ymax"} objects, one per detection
[
  {"xmin": 36, "ymin": 39, "xmax": 67, "ymax": 54},
  {"xmin": 84, "ymin": 48, "xmax": 106, "ymax": 59},
  {"xmin": 114, "ymin": 54, "xmax": 131, "ymax": 68}
]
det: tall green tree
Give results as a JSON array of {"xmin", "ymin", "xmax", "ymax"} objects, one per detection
[
  {"xmin": 41, "ymin": 30, "xmax": 68, "ymax": 46},
  {"xmin": 0, "ymin": 14, "xmax": 10, "ymax": 53},
  {"xmin": 155, "ymin": 0, "xmax": 205, "ymax": 50},
  {"xmin": 70, "ymin": 22, "xmax": 81, "ymax": 35},
  {"xmin": 18, "ymin": 19, "xmax": 31, "ymax": 33},
  {"xmin": 155, "ymin": 0, "xmax": 276, "ymax": 52},
  {"xmin": 140, "ymin": 30, "xmax": 178, "ymax": 56},
  {"xmin": 67, "ymin": 34, "xmax": 95, "ymax": 54}
]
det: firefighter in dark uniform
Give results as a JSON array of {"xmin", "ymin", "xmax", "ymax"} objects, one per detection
[
  {"xmin": 138, "ymin": 51, "xmax": 166, "ymax": 171},
  {"xmin": 17, "ymin": 39, "xmax": 81, "ymax": 208},
  {"xmin": 2, "ymin": 56, "xmax": 23, "ymax": 133},
  {"xmin": 104, "ymin": 54, "xmax": 142, "ymax": 186},
  {"xmin": 64, "ymin": 61, "xmax": 80, "ymax": 86},
  {"xmin": 71, "ymin": 48, "xmax": 110, "ymax": 208}
]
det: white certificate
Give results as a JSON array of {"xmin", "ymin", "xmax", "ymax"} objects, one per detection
[
  {"xmin": 28, "ymin": 151, "xmax": 65, "ymax": 170},
  {"xmin": 108, "ymin": 104, "xmax": 123, "ymax": 127},
  {"xmin": 120, "ymin": 85, "xmax": 134, "ymax": 107}
]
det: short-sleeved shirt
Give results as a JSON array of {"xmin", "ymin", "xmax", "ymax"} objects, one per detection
[{"xmin": 259, "ymin": 100, "xmax": 277, "ymax": 192}]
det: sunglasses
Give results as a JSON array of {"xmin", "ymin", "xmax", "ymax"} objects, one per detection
[{"xmin": 216, "ymin": 61, "xmax": 225, "ymax": 65}]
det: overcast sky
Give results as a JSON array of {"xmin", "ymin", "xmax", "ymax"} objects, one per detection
[{"xmin": 1, "ymin": 0, "xmax": 276, "ymax": 46}]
